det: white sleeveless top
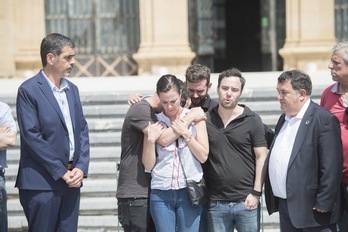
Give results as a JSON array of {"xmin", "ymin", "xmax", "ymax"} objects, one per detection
[{"xmin": 151, "ymin": 108, "xmax": 203, "ymax": 190}]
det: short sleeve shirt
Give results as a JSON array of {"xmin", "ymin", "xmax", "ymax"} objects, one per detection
[
  {"xmin": 116, "ymin": 99, "xmax": 157, "ymax": 198},
  {"xmin": 151, "ymin": 108, "xmax": 203, "ymax": 190},
  {"xmin": 204, "ymin": 104, "xmax": 267, "ymax": 202},
  {"xmin": 321, "ymin": 83, "xmax": 348, "ymax": 183},
  {"xmin": 189, "ymin": 95, "xmax": 218, "ymax": 112}
]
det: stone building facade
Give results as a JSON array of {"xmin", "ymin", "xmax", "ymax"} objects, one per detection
[{"xmin": 0, "ymin": 0, "xmax": 343, "ymax": 78}]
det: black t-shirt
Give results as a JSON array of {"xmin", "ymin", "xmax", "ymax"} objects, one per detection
[
  {"xmin": 204, "ymin": 104, "xmax": 267, "ymax": 202},
  {"xmin": 116, "ymin": 100, "xmax": 157, "ymax": 199},
  {"xmin": 190, "ymin": 95, "xmax": 218, "ymax": 112}
]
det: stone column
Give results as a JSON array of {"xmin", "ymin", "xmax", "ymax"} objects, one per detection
[
  {"xmin": 13, "ymin": 0, "xmax": 45, "ymax": 78},
  {"xmin": 279, "ymin": 0, "xmax": 336, "ymax": 72},
  {"xmin": 0, "ymin": 0, "xmax": 15, "ymax": 77},
  {"xmin": 133, "ymin": 0, "xmax": 195, "ymax": 76}
]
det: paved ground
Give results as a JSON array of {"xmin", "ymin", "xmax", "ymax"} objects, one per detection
[{"xmin": 0, "ymin": 70, "xmax": 334, "ymax": 96}]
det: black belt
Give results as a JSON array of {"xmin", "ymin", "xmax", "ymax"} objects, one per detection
[
  {"xmin": 117, "ymin": 198, "xmax": 147, "ymax": 202},
  {"xmin": 67, "ymin": 161, "xmax": 73, "ymax": 171},
  {"xmin": 210, "ymin": 199, "xmax": 244, "ymax": 204}
]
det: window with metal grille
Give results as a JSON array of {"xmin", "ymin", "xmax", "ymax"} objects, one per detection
[
  {"xmin": 45, "ymin": 0, "xmax": 140, "ymax": 77},
  {"xmin": 335, "ymin": 0, "xmax": 348, "ymax": 42}
]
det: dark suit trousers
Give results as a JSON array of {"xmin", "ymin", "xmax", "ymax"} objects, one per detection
[
  {"xmin": 339, "ymin": 183, "xmax": 348, "ymax": 231},
  {"xmin": 19, "ymin": 186, "xmax": 80, "ymax": 232},
  {"xmin": 278, "ymin": 198, "xmax": 337, "ymax": 232}
]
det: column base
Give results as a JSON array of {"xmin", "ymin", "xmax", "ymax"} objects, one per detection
[
  {"xmin": 14, "ymin": 48, "xmax": 41, "ymax": 78},
  {"xmin": 279, "ymin": 45, "xmax": 333, "ymax": 72},
  {"xmin": 134, "ymin": 47, "xmax": 195, "ymax": 76}
]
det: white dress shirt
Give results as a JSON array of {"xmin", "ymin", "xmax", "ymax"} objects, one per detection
[
  {"xmin": 269, "ymin": 99, "xmax": 310, "ymax": 199},
  {"xmin": 43, "ymin": 71, "xmax": 75, "ymax": 161}
]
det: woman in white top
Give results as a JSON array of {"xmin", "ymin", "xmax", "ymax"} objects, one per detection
[{"xmin": 142, "ymin": 74, "xmax": 209, "ymax": 232}]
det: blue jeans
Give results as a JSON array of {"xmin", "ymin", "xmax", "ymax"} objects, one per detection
[
  {"xmin": 0, "ymin": 170, "xmax": 7, "ymax": 232},
  {"xmin": 150, "ymin": 188, "xmax": 202, "ymax": 232},
  {"xmin": 207, "ymin": 200, "xmax": 260, "ymax": 232}
]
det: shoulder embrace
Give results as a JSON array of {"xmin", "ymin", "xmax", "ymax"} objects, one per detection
[{"xmin": 313, "ymin": 104, "xmax": 339, "ymax": 123}]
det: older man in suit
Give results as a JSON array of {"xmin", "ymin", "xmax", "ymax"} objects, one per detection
[
  {"xmin": 264, "ymin": 70, "xmax": 343, "ymax": 231},
  {"xmin": 15, "ymin": 33, "xmax": 90, "ymax": 232}
]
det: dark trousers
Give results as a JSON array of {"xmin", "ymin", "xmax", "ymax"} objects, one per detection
[
  {"xmin": 278, "ymin": 198, "xmax": 336, "ymax": 232},
  {"xmin": 198, "ymin": 202, "xmax": 208, "ymax": 232},
  {"xmin": 118, "ymin": 198, "xmax": 155, "ymax": 232},
  {"xmin": 0, "ymin": 170, "xmax": 7, "ymax": 232},
  {"xmin": 19, "ymin": 187, "xmax": 80, "ymax": 232},
  {"xmin": 338, "ymin": 183, "xmax": 348, "ymax": 231}
]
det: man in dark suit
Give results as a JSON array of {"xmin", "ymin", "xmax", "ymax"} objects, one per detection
[
  {"xmin": 15, "ymin": 33, "xmax": 90, "ymax": 232},
  {"xmin": 264, "ymin": 69, "xmax": 343, "ymax": 231}
]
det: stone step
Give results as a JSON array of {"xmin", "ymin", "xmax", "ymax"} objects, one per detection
[
  {"xmin": 7, "ymin": 146, "xmax": 121, "ymax": 163},
  {"xmin": 8, "ymin": 196, "xmax": 117, "ymax": 216},
  {"xmin": 8, "ymin": 118, "xmax": 124, "ymax": 133},
  {"xmin": 89, "ymin": 132, "xmax": 121, "ymax": 146},
  {"xmin": 5, "ymin": 160, "xmax": 118, "ymax": 181},
  {"xmin": 8, "ymin": 215, "xmax": 121, "ymax": 232},
  {"xmin": 7, "ymin": 178, "xmax": 117, "ymax": 198},
  {"xmin": 8, "ymin": 214, "xmax": 280, "ymax": 232},
  {"xmin": 259, "ymin": 115, "xmax": 279, "ymax": 128},
  {"xmin": 8, "ymin": 97, "xmax": 130, "ymax": 121},
  {"xmin": 80, "ymin": 92, "xmax": 135, "ymax": 105},
  {"xmin": 7, "ymin": 131, "xmax": 122, "ymax": 148},
  {"xmin": 80, "ymin": 197, "xmax": 118, "ymax": 216},
  {"xmin": 86, "ymin": 118, "xmax": 124, "ymax": 132},
  {"xmin": 83, "ymin": 104, "xmax": 129, "ymax": 118},
  {"xmin": 242, "ymin": 101, "xmax": 281, "ymax": 113},
  {"xmin": 7, "ymin": 203, "xmax": 279, "ymax": 232}
]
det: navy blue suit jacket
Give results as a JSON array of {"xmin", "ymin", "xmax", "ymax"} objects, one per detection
[
  {"xmin": 264, "ymin": 100, "xmax": 343, "ymax": 228},
  {"xmin": 15, "ymin": 71, "xmax": 90, "ymax": 190}
]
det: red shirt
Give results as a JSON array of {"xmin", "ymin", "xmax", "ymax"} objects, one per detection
[{"xmin": 321, "ymin": 83, "xmax": 348, "ymax": 183}]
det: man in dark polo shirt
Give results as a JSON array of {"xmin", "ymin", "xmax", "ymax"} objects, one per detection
[{"xmin": 204, "ymin": 68, "xmax": 268, "ymax": 231}]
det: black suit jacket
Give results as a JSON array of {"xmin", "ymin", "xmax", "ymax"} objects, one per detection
[{"xmin": 264, "ymin": 100, "xmax": 343, "ymax": 228}]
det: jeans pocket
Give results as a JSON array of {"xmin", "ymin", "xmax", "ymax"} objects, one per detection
[
  {"xmin": 130, "ymin": 198, "xmax": 148, "ymax": 207},
  {"xmin": 208, "ymin": 200, "xmax": 218, "ymax": 210}
]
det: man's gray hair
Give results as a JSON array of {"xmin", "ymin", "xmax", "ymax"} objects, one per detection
[{"xmin": 332, "ymin": 42, "xmax": 348, "ymax": 65}]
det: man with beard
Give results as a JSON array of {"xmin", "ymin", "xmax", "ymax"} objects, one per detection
[
  {"xmin": 184, "ymin": 64, "xmax": 218, "ymax": 111},
  {"xmin": 185, "ymin": 64, "xmax": 274, "ymax": 148},
  {"xmin": 128, "ymin": 64, "xmax": 218, "ymax": 112},
  {"xmin": 204, "ymin": 68, "xmax": 268, "ymax": 231}
]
